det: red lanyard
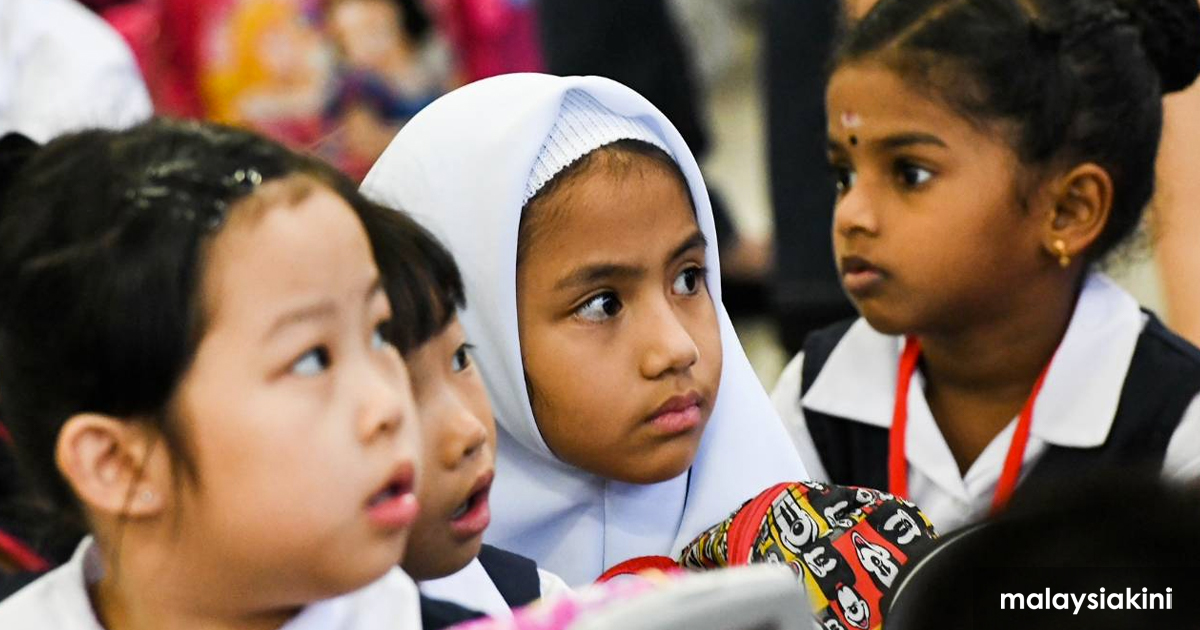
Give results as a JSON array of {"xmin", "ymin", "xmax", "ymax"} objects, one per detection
[{"xmin": 888, "ymin": 337, "xmax": 1055, "ymax": 515}]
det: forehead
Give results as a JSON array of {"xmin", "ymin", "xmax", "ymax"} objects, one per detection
[
  {"xmin": 826, "ymin": 63, "xmax": 972, "ymax": 137},
  {"xmin": 201, "ymin": 187, "xmax": 377, "ymax": 324},
  {"xmin": 524, "ymin": 161, "xmax": 699, "ymax": 259}
]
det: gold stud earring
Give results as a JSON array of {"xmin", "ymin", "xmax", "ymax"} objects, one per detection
[{"xmin": 1053, "ymin": 239, "xmax": 1071, "ymax": 269}]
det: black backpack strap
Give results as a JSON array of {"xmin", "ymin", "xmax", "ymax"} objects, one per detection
[
  {"xmin": 419, "ymin": 594, "xmax": 486, "ymax": 630},
  {"xmin": 800, "ymin": 319, "xmax": 892, "ymax": 489},
  {"xmin": 1028, "ymin": 311, "xmax": 1200, "ymax": 481},
  {"xmin": 477, "ymin": 544, "xmax": 541, "ymax": 608}
]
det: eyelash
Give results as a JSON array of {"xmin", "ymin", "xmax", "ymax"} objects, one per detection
[
  {"xmin": 288, "ymin": 318, "xmax": 393, "ymax": 377},
  {"xmin": 452, "ymin": 343, "xmax": 474, "ymax": 373},
  {"xmin": 893, "ymin": 159, "xmax": 934, "ymax": 188},
  {"xmin": 572, "ymin": 265, "xmax": 708, "ymax": 323},
  {"xmin": 673, "ymin": 266, "xmax": 707, "ymax": 296},
  {"xmin": 830, "ymin": 162, "xmax": 855, "ymax": 196},
  {"xmin": 574, "ymin": 291, "xmax": 622, "ymax": 323},
  {"xmin": 372, "ymin": 319, "xmax": 393, "ymax": 350},
  {"xmin": 828, "ymin": 159, "xmax": 933, "ymax": 194},
  {"xmin": 291, "ymin": 346, "xmax": 331, "ymax": 377}
]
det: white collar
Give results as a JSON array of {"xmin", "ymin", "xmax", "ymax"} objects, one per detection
[
  {"xmin": 802, "ymin": 274, "xmax": 1144, "ymax": 448},
  {"xmin": 418, "ymin": 558, "xmax": 511, "ymax": 619},
  {"xmin": 0, "ymin": 537, "xmax": 421, "ymax": 630}
]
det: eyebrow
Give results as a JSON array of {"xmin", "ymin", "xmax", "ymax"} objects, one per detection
[
  {"xmin": 668, "ymin": 230, "xmax": 708, "ymax": 263},
  {"xmin": 828, "ymin": 132, "xmax": 948, "ymax": 152},
  {"xmin": 552, "ymin": 230, "xmax": 708, "ymax": 292},
  {"xmin": 263, "ymin": 276, "xmax": 384, "ymax": 341}
]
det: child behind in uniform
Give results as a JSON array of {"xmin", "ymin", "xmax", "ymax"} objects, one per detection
[
  {"xmin": 0, "ymin": 119, "xmax": 424, "ymax": 629},
  {"xmin": 362, "ymin": 74, "xmax": 808, "ymax": 586},
  {"xmin": 355, "ymin": 201, "xmax": 568, "ymax": 628},
  {"xmin": 770, "ymin": 0, "xmax": 1200, "ymax": 533}
]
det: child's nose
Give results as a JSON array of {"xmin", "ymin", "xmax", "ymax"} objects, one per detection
[
  {"xmin": 639, "ymin": 300, "xmax": 700, "ymax": 379},
  {"xmin": 439, "ymin": 400, "xmax": 489, "ymax": 468},
  {"xmin": 358, "ymin": 355, "xmax": 414, "ymax": 443},
  {"xmin": 833, "ymin": 184, "xmax": 879, "ymax": 237}
]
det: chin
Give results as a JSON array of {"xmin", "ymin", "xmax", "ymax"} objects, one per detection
[
  {"xmin": 603, "ymin": 445, "xmax": 698, "ymax": 485},
  {"xmin": 857, "ymin": 305, "xmax": 915, "ymax": 337},
  {"xmin": 403, "ymin": 527, "xmax": 484, "ymax": 580}
]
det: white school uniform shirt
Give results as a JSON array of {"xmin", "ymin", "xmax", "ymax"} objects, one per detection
[
  {"xmin": 418, "ymin": 558, "xmax": 571, "ymax": 618},
  {"xmin": 0, "ymin": 0, "xmax": 152, "ymax": 142},
  {"xmin": 362, "ymin": 73, "xmax": 808, "ymax": 586},
  {"xmin": 770, "ymin": 274, "xmax": 1200, "ymax": 533},
  {"xmin": 0, "ymin": 537, "xmax": 423, "ymax": 629}
]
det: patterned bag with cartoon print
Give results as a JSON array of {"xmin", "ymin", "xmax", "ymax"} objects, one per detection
[
  {"xmin": 693, "ymin": 482, "xmax": 939, "ymax": 629},
  {"xmin": 600, "ymin": 482, "xmax": 938, "ymax": 630}
]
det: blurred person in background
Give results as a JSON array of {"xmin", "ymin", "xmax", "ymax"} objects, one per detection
[
  {"xmin": 427, "ymin": 0, "xmax": 542, "ymax": 84},
  {"xmin": 762, "ymin": 0, "xmax": 858, "ymax": 355},
  {"xmin": 0, "ymin": 0, "xmax": 152, "ymax": 141},
  {"xmin": 1153, "ymin": 16, "xmax": 1200, "ymax": 346},
  {"xmin": 202, "ymin": 0, "xmax": 330, "ymax": 148},
  {"xmin": 321, "ymin": 0, "xmax": 448, "ymax": 180}
]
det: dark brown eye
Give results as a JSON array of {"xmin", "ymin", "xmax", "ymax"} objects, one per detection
[
  {"xmin": 575, "ymin": 292, "xmax": 622, "ymax": 322},
  {"xmin": 672, "ymin": 267, "xmax": 706, "ymax": 296},
  {"xmin": 451, "ymin": 343, "xmax": 473, "ymax": 372},
  {"xmin": 895, "ymin": 161, "xmax": 933, "ymax": 188}
]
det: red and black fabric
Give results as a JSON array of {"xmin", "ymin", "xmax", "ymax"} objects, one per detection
[{"xmin": 599, "ymin": 482, "xmax": 938, "ymax": 630}]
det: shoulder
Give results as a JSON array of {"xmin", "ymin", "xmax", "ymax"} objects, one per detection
[
  {"xmin": 536, "ymin": 567, "xmax": 572, "ymax": 600},
  {"xmin": 478, "ymin": 544, "xmax": 542, "ymax": 608},
  {"xmin": 770, "ymin": 351, "xmax": 805, "ymax": 413},
  {"xmin": 770, "ymin": 316, "xmax": 864, "ymax": 403},
  {"xmin": 1136, "ymin": 312, "xmax": 1200, "ymax": 369},
  {"xmin": 0, "ymin": 567, "xmax": 88, "ymax": 628},
  {"xmin": 477, "ymin": 543, "xmax": 538, "ymax": 574}
]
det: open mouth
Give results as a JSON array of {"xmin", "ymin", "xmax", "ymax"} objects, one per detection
[
  {"xmin": 448, "ymin": 471, "xmax": 493, "ymax": 537},
  {"xmin": 368, "ymin": 480, "xmax": 409, "ymax": 508},
  {"xmin": 366, "ymin": 463, "xmax": 419, "ymax": 529},
  {"xmin": 450, "ymin": 489, "xmax": 484, "ymax": 520}
]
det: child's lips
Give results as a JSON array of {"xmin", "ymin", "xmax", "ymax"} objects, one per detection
[
  {"xmin": 366, "ymin": 461, "xmax": 420, "ymax": 530},
  {"xmin": 449, "ymin": 470, "xmax": 493, "ymax": 539},
  {"xmin": 646, "ymin": 392, "xmax": 704, "ymax": 435},
  {"xmin": 840, "ymin": 255, "xmax": 886, "ymax": 296}
]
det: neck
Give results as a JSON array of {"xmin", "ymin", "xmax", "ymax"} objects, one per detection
[
  {"xmin": 913, "ymin": 273, "xmax": 1083, "ymax": 473},
  {"xmin": 89, "ymin": 535, "xmax": 300, "ymax": 630},
  {"xmin": 917, "ymin": 275, "xmax": 1082, "ymax": 397}
]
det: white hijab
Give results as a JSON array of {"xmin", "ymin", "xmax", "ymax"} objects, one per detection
[{"xmin": 362, "ymin": 74, "xmax": 807, "ymax": 586}]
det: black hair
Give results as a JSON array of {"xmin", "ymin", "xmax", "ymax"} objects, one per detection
[
  {"xmin": 0, "ymin": 118, "xmax": 377, "ymax": 531},
  {"xmin": 885, "ymin": 472, "xmax": 1200, "ymax": 629},
  {"xmin": 355, "ymin": 200, "xmax": 466, "ymax": 356},
  {"xmin": 838, "ymin": 0, "xmax": 1200, "ymax": 263},
  {"xmin": 517, "ymin": 138, "xmax": 693, "ymax": 264}
]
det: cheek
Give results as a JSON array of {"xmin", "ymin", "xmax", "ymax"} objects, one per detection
[
  {"xmin": 523, "ymin": 335, "xmax": 627, "ymax": 457},
  {"xmin": 690, "ymin": 298, "xmax": 724, "ymax": 380},
  {"xmin": 414, "ymin": 411, "xmax": 442, "ymax": 474}
]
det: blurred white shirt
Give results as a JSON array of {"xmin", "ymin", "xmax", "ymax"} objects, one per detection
[{"xmin": 0, "ymin": 0, "xmax": 152, "ymax": 142}]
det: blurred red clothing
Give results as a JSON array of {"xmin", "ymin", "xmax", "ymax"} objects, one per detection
[
  {"xmin": 100, "ymin": 0, "xmax": 215, "ymax": 117},
  {"xmin": 430, "ymin": 0, "xmax": 542, "ymax": 83}
]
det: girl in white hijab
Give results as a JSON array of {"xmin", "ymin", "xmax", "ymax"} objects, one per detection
[{"xmin": 362, "ymin": 73, "xmax": 807, "ymax": 586}]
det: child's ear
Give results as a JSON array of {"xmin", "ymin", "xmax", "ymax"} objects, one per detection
[
  {"xmin": 1042, "ymin": 163, "xmax": 1113, "ymax": 269},
  {"xmin": 56, "ymin": 414, "xmax": 172, "ymax": 519}
]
